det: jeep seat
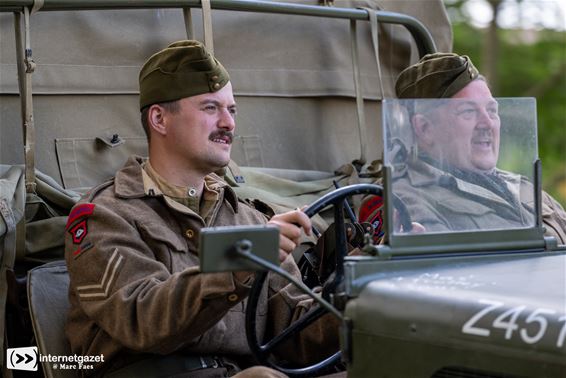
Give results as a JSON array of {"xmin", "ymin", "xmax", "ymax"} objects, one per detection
[{"xmin": 27, "ymin": 260, "xmax": 76, "ymax": 378}]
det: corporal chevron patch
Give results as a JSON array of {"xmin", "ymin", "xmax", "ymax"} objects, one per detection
[{"xmin": 76, "ymin": 249, "xmax": 123, "ymax": 300}]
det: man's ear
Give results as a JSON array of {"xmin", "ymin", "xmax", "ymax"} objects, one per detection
[
  {"xmin": 412, "ymin": 114, "xmax": 434, "ymax": 148},
  {"xmin": 147, "ymin": 105, "xmax": 167, "ymax": 136}
]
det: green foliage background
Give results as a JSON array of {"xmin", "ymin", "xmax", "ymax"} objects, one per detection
[{"xmin": 449, "ymin": 17, "xmax": 566, "ymax": 206}]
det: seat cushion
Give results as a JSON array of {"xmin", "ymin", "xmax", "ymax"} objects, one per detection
[{"xmin": 27, "ymin": 260, "xmax": 76, "ymax": 378}]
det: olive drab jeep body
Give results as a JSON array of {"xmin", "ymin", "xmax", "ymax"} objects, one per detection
[{"xmin": 0, "ymin": 1, "xmax": 564, "ymax": 378}]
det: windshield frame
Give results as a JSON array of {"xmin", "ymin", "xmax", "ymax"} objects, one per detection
[{"xmin": 378, "ymin": 97, "xmax": 546, "ymax": 257}]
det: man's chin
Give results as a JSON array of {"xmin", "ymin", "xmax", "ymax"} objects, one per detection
[
  {"xmin": 213, "ymin": 156, "xmax": 231, "ymax": 170},
  {"xmin": 470, "ymin": 153, "xmax": 498, "ymax": 172},
  {"xmin": 471, "ymin": 161, "xmax": 497, "ymax": 173},
  {"xmin": 210, "ymin": 158, "xmax": 232, "ymax": 177}
]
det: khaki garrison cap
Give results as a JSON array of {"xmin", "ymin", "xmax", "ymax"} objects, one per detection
[
  {"xmin": 139, "ymin": 40, "xmax": 230, "ymax": 109},
  {"xmin": 395, "ymin": 53, "xmax": 479, "ymax": 99}
]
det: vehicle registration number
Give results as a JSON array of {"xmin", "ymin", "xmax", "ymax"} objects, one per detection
[{"xmin": 462, "ymin": 299, "xmax": 566, "ymax": 348}]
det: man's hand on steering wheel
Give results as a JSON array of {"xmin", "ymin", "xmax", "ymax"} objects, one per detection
[
  {"xmin": 247, "ymin": 184, "xmax": 399, "ymax": 377},
  {"xmin": 268, "ymin": 209, "xmax": 312, "ymax": 262}
]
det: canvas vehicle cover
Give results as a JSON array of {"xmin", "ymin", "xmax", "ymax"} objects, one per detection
[{"xmin": 0, "ymin": 0, "xmax": 451, "ymax": 374}]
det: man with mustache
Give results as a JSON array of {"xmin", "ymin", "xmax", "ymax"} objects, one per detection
[
  {"xmin": 372, "ymin": 52, "xmax": 566, "ymax": 241},
  {"xmin": 64, "ymin": 40, "xmax": 341, "ymax": 377}
]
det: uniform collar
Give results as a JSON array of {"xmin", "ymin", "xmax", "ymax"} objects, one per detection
[
  {"xmin": 114, "ymin": 156, "xmax": 147, "ymax": 198},
  {"xmin": 114, "ymin": 155, "xmax": 240, "ymax": 213},
  {"xmin": 143, "ymin": 160, "xmax": 200, "ymax": 200},
  {"xmin": 406, "ymin": 156, "xmax": 519, "ymax": 206}
]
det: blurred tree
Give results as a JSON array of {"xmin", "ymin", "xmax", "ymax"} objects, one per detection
[
  {"xmin": 444, "ymin": 0, "xmax": 566, "ymax": 205},
  {"xmin": 482, "ymin": 0, "xmax": 501, "ymax": 91}
]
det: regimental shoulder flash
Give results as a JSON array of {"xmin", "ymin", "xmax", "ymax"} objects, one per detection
[{"xmin": 66, "ymin": 204, "xmax": 96, "ymax": 248}]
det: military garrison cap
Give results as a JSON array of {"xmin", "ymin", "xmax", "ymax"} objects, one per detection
[
  {"xmin": 395, "ymin": 53, "xmax": 479, "ymax": 99},
  {"xmin": 139, "ymin": 40, "xmax": 230, "ymax": 109}
]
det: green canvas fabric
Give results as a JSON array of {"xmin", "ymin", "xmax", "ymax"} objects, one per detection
[
  {"xmin": 223, "ymin": 162, "xmax": 376, "ymax": 233},
  {"xmin": 1, "ymin": 0, "xmax": 453, "ymax": 187},
  {"xmin": 21, "ymin": 172, "xmax": 80, "ymax": 264},
  {"xmin": 26, "ymin": 261, "xmax": 75, "ymax": 378},
  {"xmin": 0, "ymin": 0, "xmax": 452, "ymax": 98},
  {"xmin": 0, "ymin": 166, "xmax": 26, "ymax": 237},
  {"xmin": 55, "ymin": 135, "xmax": 148, "ymax": 192},
  {"xmin": 0, "ymin": 165, "xmax": 25, "ymax": 370},
  {"xmin": 0, "ymin": 166, "xmax": 78, "ymax": 371},
  {"xmin": 0, "ymin": 167, "xmax": 80, "ymax": 265}
]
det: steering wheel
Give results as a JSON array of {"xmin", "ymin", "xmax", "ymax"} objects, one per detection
[{"xmin": 245, "ymin": 183, "xmax": 412, "ymax": 377}]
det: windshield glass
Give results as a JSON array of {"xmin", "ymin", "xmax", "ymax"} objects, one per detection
[{"xmin": 383, "ymin": 97, "xmax": 538, "ymax": 235}]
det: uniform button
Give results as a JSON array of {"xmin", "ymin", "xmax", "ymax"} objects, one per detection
[
  {"xmin": 185, "ymin": 229, "xmax": 195, "ymax": 239},
  {"xmin": 211, "ymin": 75, "xmax": 219, "ymax": 81},
  {"xmin": 213, "ymin": 82, "xmax": 221, "ymax": 90},
  {"xmin": 228, "ymin": 293, "xmax": 238, "ymax": 302}
]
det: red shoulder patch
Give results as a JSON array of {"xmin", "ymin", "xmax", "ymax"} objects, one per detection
[
  {"xmin": 359, "ymin": 195, "xmax": 384, "ymax": 243},
  {"xmin": 70, "ymin": 219, "xmax": 88, "ymax": 244},
  {"xmin": 66, "ymin": 204, "xmax": 95, "ymax": 229}
]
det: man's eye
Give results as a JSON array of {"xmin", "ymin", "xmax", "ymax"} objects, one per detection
[
  {"xmin": 203, "ymin": 105, "xmax": 218, "ymax": 112},
  {"xmin": 487, "ymin": 107, "xmax": 499, "ymax": 118},
  {"xmin": 228, "ymin": 107, "xmax": 237, "ymax": 116},
  {"xmin": 457, "ymin": 108, "xmax": 477, "ymax": 119}
]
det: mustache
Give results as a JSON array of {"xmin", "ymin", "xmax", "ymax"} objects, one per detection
[
  {"xmin": 472, "ymin": 129, "xmax": 493, "ymax": 141},
  {"xmin": 209, "ymin": 130, "xmax": 234, "ymax": 144}
]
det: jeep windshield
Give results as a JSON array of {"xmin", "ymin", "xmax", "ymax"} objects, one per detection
[{"xmin": 384, "ymin": 97, "xmax": 537, "ymax": 235}]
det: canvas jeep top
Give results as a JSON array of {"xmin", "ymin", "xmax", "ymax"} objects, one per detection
[{"xmin": 1, "ymin": 1, "xmax": 564, "ymax": 378}]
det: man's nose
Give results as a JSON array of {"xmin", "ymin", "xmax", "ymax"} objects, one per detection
[
  {"xmin": 218, "ymin": 108, "xmax": 236, "ymax": 131},
  {"xmin": 476, "ymin": 108, "xmax": 496, "ymax": 128}
]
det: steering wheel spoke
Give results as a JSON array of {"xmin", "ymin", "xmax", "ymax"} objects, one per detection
[
  {"xmin": 245, "ymin": 183, "xmax": 409, "ymax": 376},
  {"xmin": 261, "ymin": 306, "xmax": 328, "ymax": 354}
]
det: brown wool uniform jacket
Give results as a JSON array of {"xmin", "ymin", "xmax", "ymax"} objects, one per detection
[
  {"xmin": 393, "ymin": 157, "xmax": 566, "ymax": 243},
  {"xmin": 64, "ymin": 156, "xmax": 338, "ymax": 376}
]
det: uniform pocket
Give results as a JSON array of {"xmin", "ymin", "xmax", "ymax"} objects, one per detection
[
  {"xmin": 137, "ymin": 221, "xmax": 187, "ymax": 253},
  {"xmin": 438, "ymin": 198, "xmax": 494, "ymax": 215}
]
